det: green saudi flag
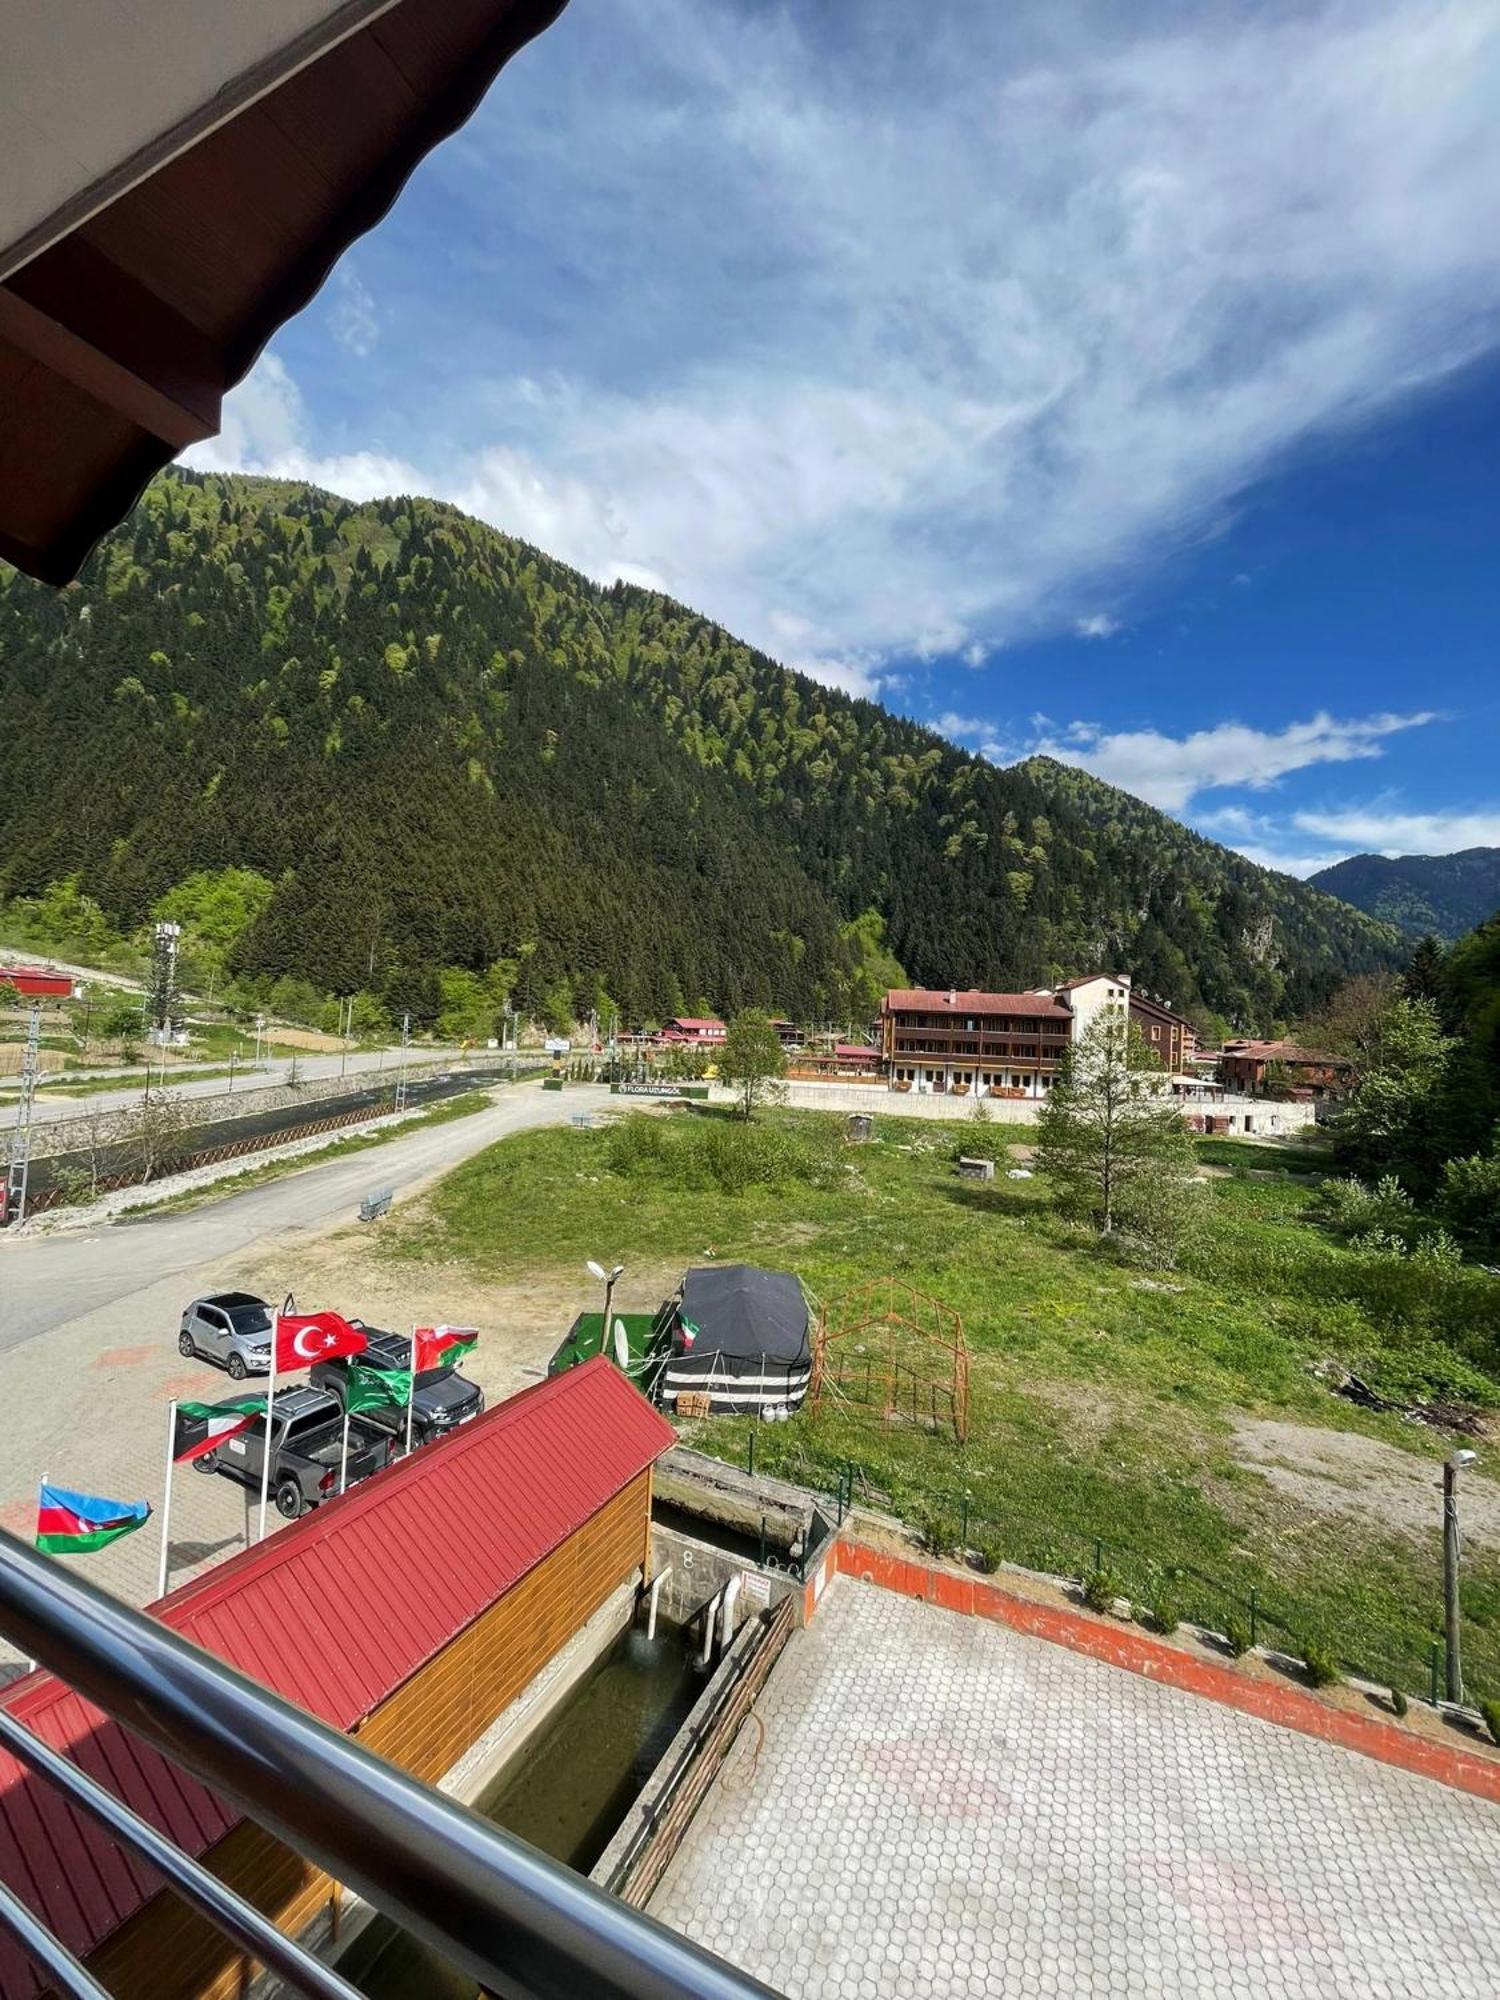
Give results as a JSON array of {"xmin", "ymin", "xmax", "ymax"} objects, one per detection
[{"xmin": 346, "ymin": 1358, "xmax": 411, "ymax": 1412}]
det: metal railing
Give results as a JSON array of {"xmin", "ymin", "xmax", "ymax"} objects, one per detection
[{"xmin": 0, "ymin": 1528, "xmax": 777, "ymax": 2000}]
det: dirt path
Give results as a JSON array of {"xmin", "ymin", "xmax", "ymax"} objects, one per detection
[{"xmin": 1231, "ymin": 1415, "xmax": 1500, "ymax": 1550}]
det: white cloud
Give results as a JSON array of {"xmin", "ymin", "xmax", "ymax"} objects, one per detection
[
  {"xmin": 195, "ymin": 0, "xmax": 1500, "ymax": 672},
  {"xmin": 934, "ymin": 711, "xmax": 990, "ymax": 741},
  {"xmin": 329, "ymin": 267, "xmax": 379, "ymax": 358},
  {"xmin": 1074, "ymin": 613, "xmax": 1121, "ymax": 640},
  {"xmin": 1292, "ymin": 804, "xmax": 1500, "ymax": 853},
  {"xmin": 1221, "ymin": 843, "xmax": 1347, "ymax": 880},
  {"xmin": 1025, "ymin": 711, "xmax": 1438, "ymax": 811}
]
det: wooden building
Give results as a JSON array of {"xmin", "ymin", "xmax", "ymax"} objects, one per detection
[
  {"xmin": 881, "ymin": 987, "xmax": 1074, "ymax": 1099},
  {"xmin": 0, "ymin": 1358, "xmax": 674, "ymax": 2000},
  {"xmin": 1219, "ymin": 1039, "xmax": 1354, "ymax": 1101}
]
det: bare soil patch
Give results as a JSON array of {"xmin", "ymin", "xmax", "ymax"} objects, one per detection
[{"xmin": 1231, "ymin": 1416, "xmax": 1500, "ymax": 1551}]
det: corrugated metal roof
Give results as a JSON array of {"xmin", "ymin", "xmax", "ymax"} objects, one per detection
[
  {"xmin": 881, "ymin": 987, "xmax": 1072, "ymax": 1019},
  {"xmin": 0, "ymin": 1359, "xmax": 673, "ymax": 1996}
]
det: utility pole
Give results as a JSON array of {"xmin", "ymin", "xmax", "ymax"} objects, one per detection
[
  {"xmin": 395, "ymin": 1012, "xmax": 411, "ymax": 1113},
  {"xmin": 1445, "ymin": 1450, "xmax": 1477, "ymax": 1703},
  {"xmin": 2, "ymin": 968, "xmax": 72, "ymax": 1228}
]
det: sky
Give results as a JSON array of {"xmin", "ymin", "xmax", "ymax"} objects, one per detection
[{"xmin": 190, "ymin": 0, "xmax": 1500, "ymax": 877}]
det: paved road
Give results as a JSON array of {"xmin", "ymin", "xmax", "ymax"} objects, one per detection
[
  {"xmin": 0, "ymin": 1081, "xmax": 610, "ymax": 1354},
  {"xmin": 17, "ymin": 1044, "xmax": 476, "ymax": 1125}
]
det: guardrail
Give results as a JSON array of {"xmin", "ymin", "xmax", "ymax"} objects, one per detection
[{"xmin": 0, "ymin": 1528, "xmax": 775, "ymax": 2000}]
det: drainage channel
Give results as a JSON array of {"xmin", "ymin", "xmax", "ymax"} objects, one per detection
[{"xmin": 334, "ymin": 1621, "xmax": 703, "ymax": 1998}]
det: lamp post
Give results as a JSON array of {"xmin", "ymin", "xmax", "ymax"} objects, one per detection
[
  {"xmin": 587, "ymin": 1259, "xmax": 625, "ymax": 1354},
  {"xmin": 1444, "ymin": 1449, "xmax": 1478, "ymax": 1703}
]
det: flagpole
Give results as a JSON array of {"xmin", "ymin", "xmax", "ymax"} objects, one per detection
[
  {"xmin": 405, "ymin": 1326, "xmax": 417, "ymax": 1458},
  {"xmin": 339, "ymin": 1407, "xmax": 351, "ymax": 1496},
  {"xmin": 258, "ymin": 1309, "xmax": 278, "ymax": 1542},
  {"xmin": 156, "ymin": 1401, "xmax": 177, "ymax": 1599}
]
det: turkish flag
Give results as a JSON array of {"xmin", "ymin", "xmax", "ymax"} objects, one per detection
[{"xmin": 275, "ymin": 1311, "xmax": 368, "ymax": 1370}]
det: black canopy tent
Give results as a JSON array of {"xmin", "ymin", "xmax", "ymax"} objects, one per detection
[{"xmin": 660, "ymin": 1264, "xmax": 812, "ymax": 1417}]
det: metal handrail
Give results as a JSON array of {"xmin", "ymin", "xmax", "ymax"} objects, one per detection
[
  {"xmin": 0, "ymin": 1528, "xmax": 777, "ymax": 2000},
  {"xmin": 0, "ymin": 1878, "xmax": 111, "ymax": 2000},
  {"xmin": 0, "ymin": 1709, "xmax": 364, "ymax": 2000}
]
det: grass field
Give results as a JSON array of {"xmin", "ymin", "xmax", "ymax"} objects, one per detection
[{"xmin": 390, "ymin": 1102, "xmax": 1500, "ymax": 1698}]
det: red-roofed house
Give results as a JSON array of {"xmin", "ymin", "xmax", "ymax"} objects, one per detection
[
  {"xmin": 658, "ymin": 1016, "xmax": 727, "ymax": 1047},
  {"xmin": 0, "ymin": 1359, "xmax": 674, "ymax": 2000},
  {"xmin": 880, "ymin": 987, "xmax": 1076, "ymax": 1098}
]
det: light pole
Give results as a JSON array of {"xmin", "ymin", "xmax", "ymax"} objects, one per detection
[
  {"xmin": 1444, "ymin": 1448, "xmax": 1478, "ymax": 1703},
  {"xmin": 587, "ymin": 1259, "xmax": 625, "ymax": 1354},
  {"xmin": 254, "ymin": 1014, "xmax": 265, "ymax": 1068}
]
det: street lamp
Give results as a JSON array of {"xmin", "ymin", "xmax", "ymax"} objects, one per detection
[
  {"xmin": 587, "ymin": 1259, "xmax": 625, "ymax": 1352},
  {"xmin": 1444, "ymin": 1448, "xmax": 1478, "ymax": 1703}
]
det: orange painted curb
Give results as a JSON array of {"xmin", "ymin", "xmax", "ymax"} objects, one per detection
[{"xmin": 834, "ymin": 1537, "xmax": 1500, "ymax": 1807}]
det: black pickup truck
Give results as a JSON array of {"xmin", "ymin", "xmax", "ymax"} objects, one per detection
[{"xmin": 194, "ymin": 1385, "xmax": 392, "ymax": 1518}]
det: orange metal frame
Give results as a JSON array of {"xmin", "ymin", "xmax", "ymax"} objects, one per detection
[{"xmin": 811, "ymin": 1277, "xmax": 970, "ymax": 1442}]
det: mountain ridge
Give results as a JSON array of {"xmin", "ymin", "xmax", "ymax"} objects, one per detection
[
  {"xmin": 1308, "ymin": 848, "xmax": 1500, "ymax": 942},
  {"xmin": 0, "ymin": 470, "xmax": 1402, "ymax": 1031}
]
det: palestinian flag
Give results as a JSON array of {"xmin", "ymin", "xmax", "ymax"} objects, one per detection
[
  {"xmin": 36, "ymin": 1483, "xmax": 151, "ymax": 1555},
  {"xmin": 345, "ymin": 1358, "xmax": 410, "ymax": 1412},
  {"xmin": 413, "ymin": 1326, "xmax": 478, "ymax": 1372},
  {"xmin": 173, "ymin": 1395, "xmax": 266, "ymax": 1463}
]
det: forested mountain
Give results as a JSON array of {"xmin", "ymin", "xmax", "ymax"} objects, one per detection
[
  {"xmin": 0, "ymin": 471, "xmax": 1401, "ymax": 1031},
  {"xmin": 1309, "ymin": 849, "xmax": 1500, "ymax": 941}
]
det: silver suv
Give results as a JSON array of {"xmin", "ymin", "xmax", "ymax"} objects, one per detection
[{"xmin": 178, "ymin": 1291, "xmax": 273, "ymax": 1379}]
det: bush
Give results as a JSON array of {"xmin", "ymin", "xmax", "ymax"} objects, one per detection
[
  {"xmin": 912, "ymin": 1512, "xmax": 951, "ymax": 1558},
  {"xmin": 1146, "ymin": 1591, "xmax": 1181, "ymax": 1637},
  {"xmin": 1439, "ymin": 1151, "xmax": 1500, "ymax": 1251},
  {"xmin": 1480, "ymin": 1699, "xmax": 1500, "ymax": 1747},
  {"xmin": 1222, "ymin": 1615, "xmax": 1252, "ymax": 1659},
  {"xmin": 1312, "ymin": 1174, "xmax": 1416, "ymax": 1242},
  {"xmin": 1082, "ymin": 1567, "xmax": 1120, "ymax": 1615},
  {"xmin": 604, "ymin": 1111, "xmax": 845, "ymax": 1197},
  {"xmin": 1302, "ymin": 1641, "xmax": 1341, "ymax": 1689},
  {"xmin": 1390, "ymin": 1688, "xmax": 1409, "ymax": 1719}
]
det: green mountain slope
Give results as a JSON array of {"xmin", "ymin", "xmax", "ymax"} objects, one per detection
[
  {"xmin": 0, "ymin": 471, "xmax": 1401, "ymax": 1029},
  {"xmin": 1308, "ymin": 849, "xmax": 1500, "ymax": 941}
]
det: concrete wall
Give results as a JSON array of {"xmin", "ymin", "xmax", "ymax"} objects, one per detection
[{"xmin": 709, "ymin": 1079, "xmax": 1318, "ymax": 1136}]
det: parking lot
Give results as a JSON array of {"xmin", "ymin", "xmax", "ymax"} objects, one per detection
[{"xmin": 0, "ymin": 1085, "xmax": 619, "ymax": 1679}]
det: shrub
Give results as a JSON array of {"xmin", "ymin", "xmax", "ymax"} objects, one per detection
[
  {"xmin": 1390, "ymin": 1688, "xmax": 1409, "ymax": 1719},
  {"xmin": 1312, "ymin": 1174, "xmax": 1415, "ymax": 1241},
  {"xmin": 1439, "ymin": 1151, "xmax": 1500, "ymax": 1252},
  {"xmin": 1222, "ymin": 1615, "xmax": 1252, "ymax": 1659},
  {"xmin": 913, "ymin": 1512, "xmax": 951, "ymax": 1558},
  {"xmin": 1146, "ymin": 1591, "xmax": 1181, "ymax": 1637},
  {"xmin": 1302, "ymin": 1641, "xmax": 1340, "ymax": 1689},
  {"xmin": 1082, "ymin": 1567, "xmax": 1120, "ymax": 1615},
  {"xmin": 1480, "ymin": 1699, "xmax": 1500, "ymax": 1748}
]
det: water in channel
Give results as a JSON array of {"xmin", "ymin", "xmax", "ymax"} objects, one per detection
[{"xmin": 337, "ymin": 1624, "xmax": 700, "ymax": 1997}]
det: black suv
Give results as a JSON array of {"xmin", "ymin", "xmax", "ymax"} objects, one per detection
[{"xmin": 310, "ymin": 1325, "xmax": 484, "ymax": 1447}]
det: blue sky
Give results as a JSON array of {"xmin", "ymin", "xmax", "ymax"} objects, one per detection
[{"xmin": 192, "ymin": 0, "xmax": 1500, "ymax": 876}]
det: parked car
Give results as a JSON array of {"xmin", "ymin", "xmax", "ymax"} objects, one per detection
[
  {"xmin": 178, "ymin": 1291, "xmax": 274, "ymax": 1379},
  {"xmin": 193, "ymin": 1386, "xmax": 391, "ymax": 1518},
  {"xmin": 311, "ymin": 1325, "xmax": 484, "ymax": 1447}
]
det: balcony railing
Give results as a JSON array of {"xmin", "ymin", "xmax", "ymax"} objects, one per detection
[{"xmin": 0, "ymin": 1527, "xmax": 775, "ymax": 2000}]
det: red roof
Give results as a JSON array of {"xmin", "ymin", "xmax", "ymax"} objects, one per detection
[
  {"xmin": 0, "ymin": 1360, "xmax": 673, "ymax": 1996},
  {"xmin": 0, "ymin": 966, "xmax": 73, "ymax": 998},
  {"xmin": 664, "ymin": 1017, "xmax": 725, "ymax": 1033},
  {"xmin": 834, "ymin": 1043, "xmax": 880, "ymax": 1060},
  {"xmin": 881, "ymin": 988, "xmax": 1071, "ymax": 1020}
]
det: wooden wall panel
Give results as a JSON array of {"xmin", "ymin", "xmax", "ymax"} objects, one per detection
[{"xmin": 84, "ymin": 1474, "xmax": 651, "ymax": 1999}]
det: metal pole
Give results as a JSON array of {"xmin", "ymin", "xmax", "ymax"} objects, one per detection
[
  {"xmin": 0, "ymin": 1876, "xmax": 112, "ymax": 2000},
  {"xmin": 1444, "ymin": 1461, "xmax": 1464, "ymax": 1703},
  {"xmin": 339, "ymin": 1409, "xmax": 351, "ymax": 1497},
  {"xmin": 156, "ymin": 1402, "xmax": 177, "ymax": 1600},
  {"xmin": 406, "ymin": 1328, "xmax": 418, "ymax": 1457},
  {"xmin": 228, "ymin": 1048, "xmax": 236, "ymax": 1095},
  {"xmin": 257, "ymin": 1312, "xmax": 278, "ymax": 1542}
]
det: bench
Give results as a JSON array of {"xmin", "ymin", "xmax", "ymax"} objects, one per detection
[
  {"xmin": 358, "ymin": 1188, "xmax": 394, "ymax": 1222},
  {"xmin": 956, "ymin": 1156, "xmax": 995, "ymax": 1182}
]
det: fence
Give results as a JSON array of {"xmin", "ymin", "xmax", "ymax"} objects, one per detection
[
  {"xmin": 725, "ymin": 1435, "xmax": 1462, "ymax": 1705},
  {"xmin": 24, "ymin": 1101, "xmax": 397, "ymax": 1214}
]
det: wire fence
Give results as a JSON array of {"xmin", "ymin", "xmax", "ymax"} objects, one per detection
[{"xmin": 727, "ymin": 1434, "xmax": 1459, "ymax": 1704}]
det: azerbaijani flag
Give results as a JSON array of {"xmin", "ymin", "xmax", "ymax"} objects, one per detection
[
  {"xmin": 346, "ymin": 1358, "xmax": 410, "ymax": 1412},
  {"xmin": 173, "ymin": 1395, "xmax": 266, "ymax": 1463},
  {"xmin": 36, "ymin": 1483, "xmax": 151, "ymax": 1555},
  {"xmin": 413, "ymin": 1326, "xmax": 478, "ymax": 1372}
]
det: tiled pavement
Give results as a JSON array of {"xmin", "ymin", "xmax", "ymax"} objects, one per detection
[{"xmin": 651, "ymin": 1575, "xmax": 1500, "ymax": 1998}]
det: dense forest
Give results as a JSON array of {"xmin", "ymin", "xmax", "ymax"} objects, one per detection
[
  {"xmin": 0, "ymin": 471, "xmax": 1402, "ymax": 1031},
  {"xmin": 1309, "ymin": 848, "xmax": 1500, "ymax": 941}
]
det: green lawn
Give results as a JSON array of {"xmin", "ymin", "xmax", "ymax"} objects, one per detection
[{"xmin": 390, "ymin": 1104, "xmax": 1500, "ymax": 1698}]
